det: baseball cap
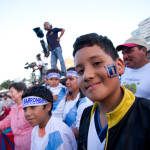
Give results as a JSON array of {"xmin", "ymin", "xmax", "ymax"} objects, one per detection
[
  {"xmin": 2, "ymin": 93, "xmax": 8, "ymax": 97},
  {"xmin": 36, "ymin": 54, "xmax": 41, "ymax": 58},
  {"xmin": 116, "ymin": 37, "xmax": 148, "ymax": 51}
]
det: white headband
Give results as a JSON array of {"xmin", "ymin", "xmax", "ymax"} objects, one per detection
[
  {"xmin": 22, "ymin": 96, "xmax": 48, "ymax": 108},
  {"xmin": 47, "ymin": 73, "xmax": 60, "ymax": 79},
  {"xmin": 66, "ymin": 70, "xmax": 78, "ymax": 77}
]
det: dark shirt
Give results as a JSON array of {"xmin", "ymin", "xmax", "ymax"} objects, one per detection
[
  {"xmin": 46, "ymin": 28, "xmax": 62, "ymax": 50},
  {"xmin": 78, "ymin": 97, "xmax": 150, "ymax": 150}
]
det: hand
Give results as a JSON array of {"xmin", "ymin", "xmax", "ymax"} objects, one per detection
[
  {"xmin": 45, "ymin": 52, "xmax": 50, "ymax": 58},
  {"xmin": 53, "ymin": 95, "xmax": 58, "ymax": 101},
  {"xmin": 57, "ymin": 38, "xmax": 60, "ymax": 42},
  {"xmin": 66, "ymin": 92, "xmax": 73, "ymax": 100}
]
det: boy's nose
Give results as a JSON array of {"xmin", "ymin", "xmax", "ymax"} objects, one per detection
[
  {"xmin": 83, "ymin": 67, "xmax": 94, "ymax": 81},
  {"xmin": 24, "ymin": 107, "xmax": 32, "ymax": 117}
]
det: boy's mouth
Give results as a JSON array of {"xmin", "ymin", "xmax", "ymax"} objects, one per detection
[
  {"xmin": 27, "ymin": 118, "xmax": 35, "ymax": 124},
  {"xmin": 86, "ymin": 82, "xmax": 100, "ymax": 90}
]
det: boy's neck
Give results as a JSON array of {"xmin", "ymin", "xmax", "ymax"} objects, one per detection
[
  {"xmin": 50, "ymin": 84, "xmax": 59, "ymax": 88},
  {"xmin": 39, "ymin": 115, "xmax": 51, "ymax": 129},
  {"xmin": 98, "ymin": 86, "xmax": 124, "ymax": 128}
]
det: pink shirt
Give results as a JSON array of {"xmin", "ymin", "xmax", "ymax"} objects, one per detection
[{"xmin": 0, "ymin": 103, "xmax": 33, "ymax": 150}]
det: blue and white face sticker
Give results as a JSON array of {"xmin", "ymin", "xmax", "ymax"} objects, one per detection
[
  {"xmin": 47, "ymin": 73, "xmax": 60, "ymax": 79},
  {"xmin": 66, "ymin": 70, "xmax": 78, "ymax": 77},
  {"xmin": 22, "ymin": 96, "xmax": 48, "ymax": 108},
  {"xmin": 104, "ymin": 63, "xmax": 118, "ymax": 78}
]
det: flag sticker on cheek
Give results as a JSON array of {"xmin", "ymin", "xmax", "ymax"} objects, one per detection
[{"xmin": 104, "ymin": 63, "xmax": 118, "ymax": 78}]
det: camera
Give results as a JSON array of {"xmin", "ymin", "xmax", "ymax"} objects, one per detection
[
  {"xmin": 33, "ymin": 27, "xmax": 49, "ymax": 57},
  {"xmin": 24, "ymin": 62, "xmax": 37, "ymax": 69}
]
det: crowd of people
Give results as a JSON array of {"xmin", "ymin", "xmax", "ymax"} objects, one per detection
[{"xmin": 0, "ymin": 22, "xmax": 150, "ymax": 150}]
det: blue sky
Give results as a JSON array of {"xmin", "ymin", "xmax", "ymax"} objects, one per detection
[{"xmin": 0, "ymin": 0, "xmax": 149, "ymax": 84}]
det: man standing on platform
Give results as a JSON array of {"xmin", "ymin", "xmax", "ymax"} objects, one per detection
[{"xmin": 44, "ymin": 22, "xmax": 66, "ymax": 78}]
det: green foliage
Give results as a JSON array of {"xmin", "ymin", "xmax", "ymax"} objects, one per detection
[{"xmin": 0, "ymin": 80, "xmax": 13, "ymax": 89}]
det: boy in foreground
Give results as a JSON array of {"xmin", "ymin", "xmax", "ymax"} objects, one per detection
[
  {"xmin": 22, "ymin": 85, "xmax": 77, "ymax": 150},
  {"xmin": 73, "ymin": 33, "xmax": 150, "ymax": 150}
]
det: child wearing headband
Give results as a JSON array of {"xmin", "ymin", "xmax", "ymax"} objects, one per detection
[
  {"xmin": 63, "ymin": 67, "xmax": 93, "ymax": 139},
  {"xmin": 22, "ymin": 85, "xmax": 77, "ymax": 150},
  {"xmin": 46, "ymin": 68, "xmax": 67, "ymax": 121}
]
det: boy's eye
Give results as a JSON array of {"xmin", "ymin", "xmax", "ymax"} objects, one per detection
[
  {"xmin": 69, "ymin": 77, "xmax": 74, "ymax": 81},
  {"xmin": 77, "ymin": 69, "xmax": 84, "ymax": 75},
  {"xmin": 93, "ymin": 61, "xmax": 101, "ymax": 66},
  {"xmin": 30, "ymin": 106, "xmax": 36, "ymax": 109},
  {"xmin": 23, "ymin": 107, "xmax": 27, "ymax": 111}
]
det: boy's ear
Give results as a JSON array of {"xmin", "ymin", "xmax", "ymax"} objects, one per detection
[
  {"xmin": 46, "ymin": 102, "xmax": 52, "ymax": 111},
  {"xmin": 116, "ymin": 58, "xmax": 125, "ymax": 76}
]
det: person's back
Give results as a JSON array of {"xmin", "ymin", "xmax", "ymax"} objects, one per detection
[
  {"xmin": 116, "ymin": 37, "xmax": 150, "ymax": 100},
  {"xmin": 22, "ymin": 85, "xmax": 77, "ymax": 150},
  {"xmin": 73, "ymin": 33, "xmax": 150, "ymax": 150}
]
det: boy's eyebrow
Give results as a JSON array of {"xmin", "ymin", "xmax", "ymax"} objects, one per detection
[
  {"xmin": 75, "ymin": 63, "xmax": 82, "ymax": 69},
  {"xmin": 75, "ymin": 55, "xmax": 100, "ymax": 68}
]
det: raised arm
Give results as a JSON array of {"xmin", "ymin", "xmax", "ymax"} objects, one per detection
[{"xmin": 57, "ymin": 29, "xmax": 65, "ymax": 42}]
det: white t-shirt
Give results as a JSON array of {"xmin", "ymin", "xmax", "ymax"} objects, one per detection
[
  {"xmin": 63, "ymin": 93, "xmax": 93, "ymax": 129},
  {"xmin": 31, "ymin": 116, "xmax": 77, "ymax": 150},
  {"xmin": 37, "ymin": 60, "xmax": 45, "ymax": 67},
  {"xmin": 88, "ymin": 111, "xmax": 106, "ymax": 150},
  {"xmin": 0, "ymin": 101, "xmax": 3, "ymax": 114},
  {"xmin": 48, "ymin": 83, "xmax": 66, "ymax": 95},
  {"xmin": 47, "ymin": 83, "xmax": 67, "ymax": 121},
  {"xmin": 2, "ymin": 97, "xmax": 12, "ymax": 107},
  {"xmin": 121, "ymin": 62, "xmax": 150, "ymax": 100}
]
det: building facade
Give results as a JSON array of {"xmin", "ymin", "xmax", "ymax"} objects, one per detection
[{"xmin": 131, "ymin": 17, "xmax": 150, "ymax": 50}]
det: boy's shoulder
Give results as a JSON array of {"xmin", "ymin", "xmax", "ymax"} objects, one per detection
[
  {"xmin": 32, "ymin": 116, "xmax": 72, "ymax": 135},
  {"xmin": 78, "ymin": 97, "xmax": 93, "ymax": 107},
  {"xmin": 47, "ymin": 116, "xmax": 72, "ymax": 132},
  {"xmin": 135, "ymin": 97, "xmax": 150, "ymax": 109},
  {"xmin": 78, "ymin": 105, "xmax": 93, "ymax": 149},
  {"xmin": 78, "ymin": 105, "xmax": 93, "ymax": 133}
]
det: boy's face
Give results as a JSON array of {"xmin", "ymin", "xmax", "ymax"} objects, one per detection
[
  {"xmin": 48, "ymin": 77, "xmax": 59, "ymax": 87},
  {"xmin": 74, "ymin": 45, "xmax": 124, "ymax": 102},
  {"xmin": 23, "ymin": 103, "xmax": 51, "ymax": 128}
]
